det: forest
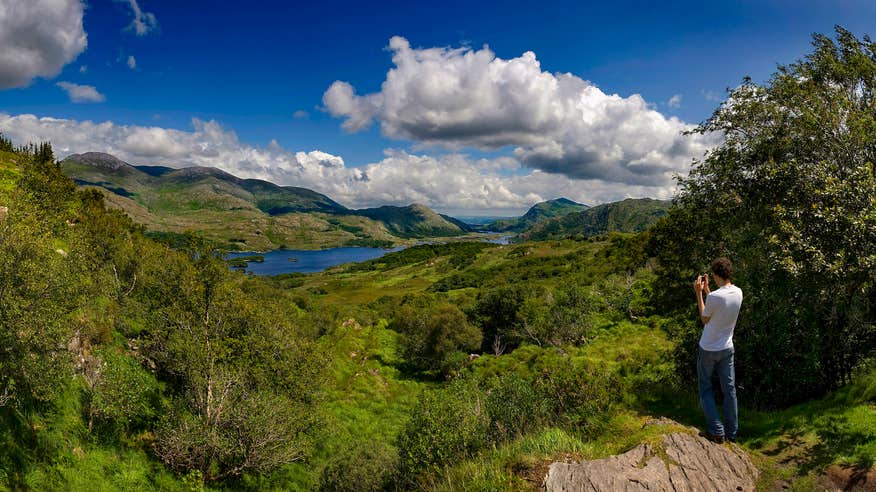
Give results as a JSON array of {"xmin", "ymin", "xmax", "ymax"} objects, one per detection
[{"xmin": 0, "ymin": 27, "xmax": 874, "ymax": 491}]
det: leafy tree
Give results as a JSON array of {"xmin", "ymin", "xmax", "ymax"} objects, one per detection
[
  {"xmin": 652, "ymin": 26, "xmax": 876, "ymax": 407},
  {"xmin": 391, "ymin": 303, "xmax": 482, "ymax": 376},
  {"xmin": 150, "ymin": 254, "xmax": 321, "ymax": 481},
  {"xmin": 518, "ymin": 284, "xmax": 603, "ymax": 346},
  {"xmin": 469, "ymin": 285, "xmax": 527, "ymax": 353}
]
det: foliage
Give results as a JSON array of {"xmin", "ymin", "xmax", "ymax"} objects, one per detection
[
  {"xmin": 651, "ymin": 27, "xmax": 876, "ymax": 407},
  {"xmin": 0, "ymin": 144, "xmax": 325, "ymax": 489},
  {"xmin": 397, "ymin": 377, "xmax": 490, "ymax": 479},
  {"xmin": 390, "ymin": 302, "xmax": 482, "ymax": 376},
  {"xmin": 85, "ymin": 348, "xmax": 162, "ymax": 432},
  {"xmin": 317, "ymin": 440, "xmax": 399, "ymax": 492}
]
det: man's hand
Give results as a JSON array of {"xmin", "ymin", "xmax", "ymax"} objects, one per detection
[
  {"xmin": 694, "ymin": 274, "xmax": 711, "ymax": 324},
  {"xmin": 693, "ymin": 276, "xmax": 704, "ymax": 293}
]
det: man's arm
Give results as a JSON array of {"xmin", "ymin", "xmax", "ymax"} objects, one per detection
[{"xmin": 693, "ymin": 276, "xmax": 712, "ymax": 325}]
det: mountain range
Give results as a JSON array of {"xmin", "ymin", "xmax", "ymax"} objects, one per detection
[
  {"xmin": 60, "ymin": 152, "xmax": 471, "ymax": 250},
  {"xmin": 60, "ymin": 152, "xmax": 671, "ymax": 249}
]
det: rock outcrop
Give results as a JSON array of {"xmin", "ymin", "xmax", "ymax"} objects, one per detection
[{"xmin": 544, "ymin": 423, "xmax": 758, "ymax": 492}]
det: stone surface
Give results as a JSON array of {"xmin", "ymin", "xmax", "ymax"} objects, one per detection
[{"xmin": 544, "ymin": 428, "xmax": 758, "ymax": 492}]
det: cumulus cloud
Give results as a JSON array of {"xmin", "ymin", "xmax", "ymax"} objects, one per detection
[
  {"xmin": 0, "ymin": 0, "xmax": 87, "ymax": 89},
  {"xmin": 56, "ymin": 82, "xmax": 106, "ymax": 103},
  {"xmin": 0, "ymin": 113, "xmax": 677, "ymax": 214},
  {"xmin": 127, "ymin": 55, "xmax": 137, "ymax": 69},
  {"xmin": 292, "ymin": 109, "xmax": 309, "ymax": 119},
  {"xmin": 667, "ymin": 94, "xmax": 682, "ymax": 108},
  {"xmin": 324, "ymin": 37, "xmax": 717, "ymax": 186},
  {"xmin": 118, "ymin": 0, "xmax": 158, "ymax": 36}
]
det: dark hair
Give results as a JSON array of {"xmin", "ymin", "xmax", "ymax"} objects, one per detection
[{"xmin": 710, "ymin": 257, "xmax": 733, "ymax": 280}]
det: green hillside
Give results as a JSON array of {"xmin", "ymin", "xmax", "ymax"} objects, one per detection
[
  {"xmin": 484, "ymin": 197, "xmax": 588, "ymax": 232},
  {"xmin": 519, "ymin": 198, "xmax": 670, "ymax": 241},
  {"xmin": 1, "ymin": 125, "xmax": 874, "ymax": 491},
  {"xmin": 355, "ymin": 203, "xmax": 472, "ymax": 238},
  {"xmin": 60, "ymin": 152, "xmax": 471, "ymax": 250}
]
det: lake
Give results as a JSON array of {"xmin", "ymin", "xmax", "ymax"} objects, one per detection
[
  {"xmin": 226, "ymin": 246, "xmax": 405, "ymax": 275},
  {"xmin": 227, "ymin": 235, "xmax": 512, "ymax": 275}
]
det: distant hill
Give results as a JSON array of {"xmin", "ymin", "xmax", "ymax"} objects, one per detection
[
  {"xmin": 483, "ymin": 197, "xmax": 589, "ymax": 232},
  {"xmin": 519, "ymin": 198, "xmax": 670, "ymax": 241},
  {"xmin": 356, "ymin": 204, "xmax": 472, "ymax": 238},
  {"xmin": 60, "ymin": 152, "xmax": 470, "ymax": 250}
]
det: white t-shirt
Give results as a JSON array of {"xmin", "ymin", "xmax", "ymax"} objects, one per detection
[{"xmin": 699, "ymin": 284, "xmax": 743, "ymax": 351}]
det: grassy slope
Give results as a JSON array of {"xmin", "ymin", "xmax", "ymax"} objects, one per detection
[
  {"xmin": 285, "ymin": 238, "xmax": 875, "ymax": 491},
  {"xmin": 520, "ymin": 198, "xmax": 671, "ymax": 241},
  {"xmin": 7, "ymin": 151, "xmax": 872, "ymax": 490},
  {"xmin": 434, "ymin": 364, "xmax": 876, "ymax": 491}
]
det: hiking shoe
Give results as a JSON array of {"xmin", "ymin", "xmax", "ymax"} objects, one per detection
[
  {"xmin": 698, "ymin": 430, "xmax": 725, "ymax": 444},
  {"xmin": 727, "ymin": 435, "xmax": 738, "ymax": 443}
]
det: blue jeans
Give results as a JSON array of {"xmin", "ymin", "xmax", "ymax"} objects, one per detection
[{"xmin": 697, "ymin": 346, "xmax": 738, "ymax": 438}]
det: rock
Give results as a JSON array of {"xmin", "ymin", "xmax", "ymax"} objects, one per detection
[{"xmin": 544, "ymin": 424, "xmax": 758, "ymax": 492}]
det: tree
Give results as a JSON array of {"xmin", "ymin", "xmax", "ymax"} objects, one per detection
[
  {"xmin": 150, "ymin": 254, "xmax": 321, "ymax": 481},
  {"xmin": 652, "ymin": 26, "xmax": 876, "ymax": 407},
  {"xmin": 391, "ymin": 303, "xmax": 482, "ymax": 376}
]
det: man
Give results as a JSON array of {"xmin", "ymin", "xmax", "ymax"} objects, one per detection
[{"xmin": 693, "ymin": 257, "xmax": 743, "ymax": 444}]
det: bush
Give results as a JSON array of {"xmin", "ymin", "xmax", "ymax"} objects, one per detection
[
  {"xmin": 318, "ymin": 441, "xmax": 399, "ymax": 492},
  {"xmin": 391, "ymin": 303, "xmax": 482, "ymax": 376},
  {"xmin": 484, "ymin": 373, "xmax": 552, "ymax": 442},
  {"xmin": 397, "ymin": 378, "xmax": 489, "ymax": 479},
  {"xmin": 86, "ymin": 349, "xmax": 161, "ymax": 433}
]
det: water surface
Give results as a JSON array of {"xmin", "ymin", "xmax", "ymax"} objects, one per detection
[
  {"xmin": 228, "ymin": 235, "xmax": 512, "ymax": 275},
  {"xmin": 227, "ymin": 246, "xmax": 404, "ymax": 275}
]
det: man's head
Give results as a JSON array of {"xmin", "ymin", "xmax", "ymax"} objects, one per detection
[{"xmin": 710, "ymin": 257, "xmax": 733, "ymax": 282}]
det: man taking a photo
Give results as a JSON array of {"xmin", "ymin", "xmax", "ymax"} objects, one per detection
[{"xmin": 693, "ymin": 257, "xmax": 743, "ymax": 444}]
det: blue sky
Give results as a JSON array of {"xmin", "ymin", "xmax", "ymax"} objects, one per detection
[{"xmin": 1, "ymin": 0, "xmax": 874, "ymax": 214}]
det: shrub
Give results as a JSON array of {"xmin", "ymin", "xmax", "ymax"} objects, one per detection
[
  {"xmin": 397, "ymin": 378, "xmax": 489, "ymax": 479},
  {"xmin": 391, "ymin": 303, "xmax": 482, "ymax": 376},
  {"xmin": 318, "ymin": 441, "xmax": 399, "ymax": 492}
]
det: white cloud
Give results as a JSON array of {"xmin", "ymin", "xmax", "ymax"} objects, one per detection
[
  {"xmin": 292, "ymin": 110, "xmax": 308, "ymax": 119},
  {"xmin": 703, "ymin": 90, "xmax": 722, "ymax": 102},
  {"xmin": 79, "ymin": 65, "xmax": 88, "ymax": 73},
  {"xmin": 0, "ymin": 113, "xmax": 678, "ymax": 214},
  {"xmin": 118, "ymin": 0, "xmax": 158, "ymax": 36},
  {"xmin": 667, "ymin": 94, "xmax": 682, "ymax": 108},
  {"xmin": 0, "ymin": 0, "xmax": 87, "ymax": 89},
  {"xmin": 127, "ymin": 55, "xmax": 136, "ymax": 69},
  {"xmin": 324, "ymin": 37, "xmax": 718, "ymax": 186},
  {"xmin": 56, "ymin": 82, "xmax": 106, "ymax": 103}
]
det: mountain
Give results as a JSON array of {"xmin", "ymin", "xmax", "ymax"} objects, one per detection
[
  {"xmin": 519, "ymin": 198, "xmax": 670, "ymax": 241},
  {"xmin": 355, "ymin": 204, "xmax": 472, "ymax": 238},
  {"xmin": 60, "ymin": 152, "xmax": 470, "ymax": 250},
  {"xmin": 63, "ymin": 152, "xmax": 346, "ymax": 214},
  {"xmin": 483, "ymin": 197, "xmax": 589, "ymax": 232}
]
